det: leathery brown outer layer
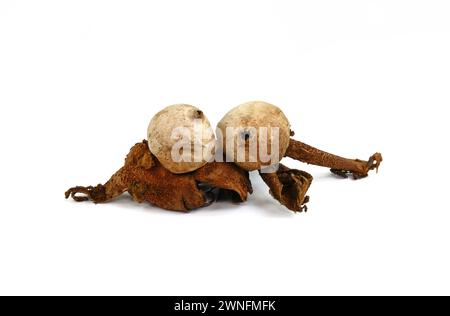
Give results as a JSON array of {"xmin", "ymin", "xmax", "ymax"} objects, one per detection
[
  {"xmin": 258, "ymin": 137, "xmax": 382, "ymax": 212},
  {"xmin": 259, "ymin": 165, "xmax": 313, "ymax": 213},
  {"xmin": 65, "ymin": 140, "xmax": 253, "ymax": 212},
  {"xmin": 286, "ymin": 139, "xmax": 383, "ymax": 180},
  {"xmin": 66, "ymin": 138, "xmax": 382, "ymax": 213}
]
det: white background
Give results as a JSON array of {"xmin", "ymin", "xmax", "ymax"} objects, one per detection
[{"xmin": 1, "ymin": 0, "xmax": 449, "ymax": 296}]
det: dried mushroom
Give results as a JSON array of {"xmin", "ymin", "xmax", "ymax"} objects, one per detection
[
  {"xmin": 218, "ymin": 101, "xmax": 382, "ymax": 212},
  {"xmin": 65, "ymin": 141, "xmax": 252, "ymax": 212},
  {"xmin": 217, "ymin": 101, "xmax": 291, "ymax": 171},
  {"xmin": 66, "ymin": 101, "xmax": 382, "ymax": 214},
  {"xmin": 147, "ymin": 104, "xmax": 215, "ymax": 174}
]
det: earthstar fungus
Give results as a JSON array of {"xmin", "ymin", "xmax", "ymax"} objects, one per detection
[
  {"xmin": 217, "ymin": 101, "xmax": 382, "ymax": 212},
  {"xmin": 65, "ymin": 140, "xmax": 252, "ymax": 212},
  {"xmin": 147, "ymin": 104, "xmax": 215, "ymax": 174},
  {"xmin": 66, "ymin": 101, "xmax": 382, "ymax": 213}
]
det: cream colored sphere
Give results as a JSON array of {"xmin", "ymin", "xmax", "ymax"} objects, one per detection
[
  {"xmin": 217, "ymin": 101, "xmax": 291, "ymax": 171},
  {"xmin": 147, "ymin": 104, "xmax": 215, "ymax": 174}
]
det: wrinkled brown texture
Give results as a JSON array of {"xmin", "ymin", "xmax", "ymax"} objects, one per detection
[
  {"xmin": 256, "ymin": 137, "xmax": 382, "ymax": 212},
  {"xmin": 259, "ymin": 165, "xmax": 313, "ymax": 212},
  {"xmin": 286, "ymin": 138, "xmax": 383, "ymax": 180},
  {"xmin": 66, "ymin": 135, "xmax": 382, "ymax": 213},
  {"xmin": 65, "ymin": 140, "xmax": 253, "ymax": 212}
]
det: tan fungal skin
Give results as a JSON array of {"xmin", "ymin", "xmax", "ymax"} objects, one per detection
[
  {"xmin": 217, "ymin": 101, "xmax": 291, "ymax": 171},
  {"xmin": 147, "ymin": 104, "xmax": 215, "ymax": 174}
]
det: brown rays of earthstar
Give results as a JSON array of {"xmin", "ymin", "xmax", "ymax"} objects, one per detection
[{"xmin": 66, "ymin": 101, "xmax": 382, "ymax": 213}]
